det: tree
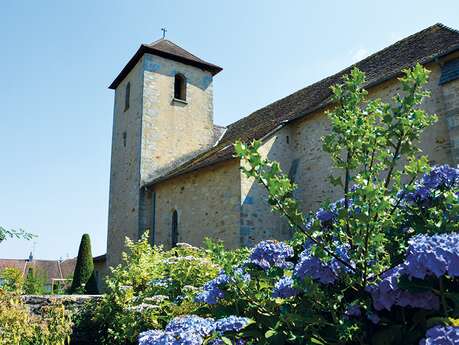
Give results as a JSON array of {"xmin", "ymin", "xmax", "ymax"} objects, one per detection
[
  {"xmin": 70, "ymin": 233, "xmax": 96, "ymax": 294},
  {"xmin": 23, "ymin": 268, "xmax": 46, "ymax": 295},
  {"xmin": 0, "ymin": 226, "xmax": 34, "ymax": 243}
]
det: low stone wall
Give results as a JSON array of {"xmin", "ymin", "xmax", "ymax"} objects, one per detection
[
  {"xmin": 22, "ymin": 294, "xmax": 102, "ymax": 345},
  {"xmin": 21, "ymin": 294, "xmax": 102, "ymax": 315}
]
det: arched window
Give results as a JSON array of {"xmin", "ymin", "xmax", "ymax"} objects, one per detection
[
  {"xmin": 174, "ymin": 74, "xmax": 186, "ymax": 101},
  {"xmin": 171, "ymin": 210, "xmax": 178, "ymax": 247}
]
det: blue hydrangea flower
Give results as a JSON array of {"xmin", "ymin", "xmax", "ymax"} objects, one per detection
[
  {"xmin": 316, "ymin": 208, "xmax": 335, "ymax": 222},
  {"xmin": 293, "ymin": 244, "xmax": 352, "ymax": 285},
  {"xmin": 344, "ymin": 304, "xmax": 361, "ymax": 317},
  {"xmin": 138, "ymin": 329, "xmax": 177, "ymax": 345},
  {"xmin": 404, "ymin": 233, "xmax": 459, "ymax": 279},
  {"xmin": 272, "ymin": 276, "xmax": 299, "ymax": 298},
  {"xmin": 214, "ymin": 316, "xmax": 251, "ymax": 333},
  {"xmin": 248, "ymin": 240, "xmax": 294, "ymax": 270},
  {"xmin": 420, "ymin": 325, "xmax": 459, "ymax": 345},
  {"xmin": 294, "ymin": 252, "xmax": 337, "ymax": 284},
  {"xmin": 165, "ymin": 315, "xmax": 215, "ymax": 337},
  {"xmin": 403, "ymin": 165, "xmax": 459, "ymax": 205},
  {"xmin": 233, "ymin": 267, "xmax": 251, "ymax": 282},
  {"xmin": 367, "ymin": 312, "xmax": 380, "ymax": 325},
  {"xmin": 195, "ymin": 272, "xmax": 229, "ymax": 304},
  {"xmin": 422, "ymin": 165, "xmax": 459, "ymax": 190},
  {"xmin": 139, "ymin": 315, "xmax": 215, "ymax": 345},
  {"xmin": 366, "ymin": 265, "xmax": 439, "ymax": 311}
]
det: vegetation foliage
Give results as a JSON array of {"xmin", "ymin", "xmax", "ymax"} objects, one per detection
[
  {"xmin": 70, "ymin": 233, "xmax": 98, "ymax": 294},
  {"xmin": 73, "ymin": 235, "xmax": 249, "ymax": 345},
  {"xmin": 127, "ymin": 64, "xmax": 459, "ymax": 344},
  {"xmin": 0, "ymin": 289, "xmax": 72, "ymax": 345},
  {"xmin": 3, "ymin": 64, "xmax": 459, "ymax": 345}
]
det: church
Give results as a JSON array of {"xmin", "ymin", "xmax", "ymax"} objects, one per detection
[{"xmin": 106, "ymin": 23, "xmax": 459, "ymax": 269}]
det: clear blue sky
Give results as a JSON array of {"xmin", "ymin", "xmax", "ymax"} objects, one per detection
[{"xmin": 0, "ymin": 1, "xmax": 457, "ymax": 260}]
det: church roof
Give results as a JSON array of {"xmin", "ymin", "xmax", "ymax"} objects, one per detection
[
  {"xmin": 144, "ymin": 23, "xmax": 459, "ymax": 187},
  {"xmin": 109, "ymin": 38, "xmax": 223, "ymax": 89}
]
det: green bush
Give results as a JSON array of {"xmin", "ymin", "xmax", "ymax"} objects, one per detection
[
  {"xmin": 0, "ymin": 267, "xmax": 24, "ymax": 293},
  {"xmin": 74, "ymin": 233, "xmax": 242, "ymax": 345},
  {"xmin": 23, "ymin": 268, "xmax": 47, "ymax": 295},
  {"xmin": 0, "ymin": 289, "xmax": 72, "ymax": 345},
  {"xmin": 70, "ymin": 233, "xmax": 95, "ymax": 294}
]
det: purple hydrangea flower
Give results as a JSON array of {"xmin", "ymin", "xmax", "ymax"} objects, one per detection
[
  {"xmin": 422, "ymin": 165, "xmax": 459, "ymax": 190},
  {"xmin": 233, "ymin": 267, "xmax": 251, "ymax": 282},
  {"xmin": 293, "ymin": 251, "xmax": 338, "ymax": 284},
  {"xmin": 366, "ymin": 265, "xmax": 439, "ymax": 311},
  {"xmin": 419, "ymin": 325, "xmax": 459, "ymax": 345},
  {"xmin": 272, "ymin": 276, "xmax": 299, "ymax": 298},
  {"xmin": 403, "ymin": 165, "xmax": 459, "ymax": 205},
  {"xmin": 293, "ymin": 244, "xmax": 352, "ymax": 285},
  {"xmin": 367, "ymin": 312, "xmax": 380, "ymax": 325},
  {"xmin": 404, "ymin": 233, "xmax": 459, "ymax": 279},
  {"xmin": 316, "ymin": 208, "xmax": 335, "ymax": 222},
  {"xmin": 214, "ymin": 316, "xmax": 251, "ymax": 333},
  {"xmin": 195, "ymin": 273, "xmax": 229, "ymax": 304},
  {"xmin": 249, "ymin": 240, "xmax": 294, "ymax": 270},
  {"xmin": 344, "ymin": 304, "xmax": 361, "ymax": 317}
]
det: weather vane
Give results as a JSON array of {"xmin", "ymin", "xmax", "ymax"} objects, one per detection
[{"xmin": 161, "ymin": 28, "xmax": 167, "ymax": 39}]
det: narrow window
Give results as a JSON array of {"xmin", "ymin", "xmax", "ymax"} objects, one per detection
[
  {"xmin": 124, "ymin": 82, "xmax": 130, "ymax": 111},
  {"xmin": 174, "ymin": 74, "xmax": 186, "ymax": 101},
  {"xmin": 171, "ymin": 210, "xmax": 178, "ymax": 247},
  {"xmin": 122, "ymin": 131, "xmax": 127, "ymax": 147}
]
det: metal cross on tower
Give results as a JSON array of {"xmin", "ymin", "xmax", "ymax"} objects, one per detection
[{"xmin": 161, "ymin": 28, "xmax": 167, "ymax": 39}]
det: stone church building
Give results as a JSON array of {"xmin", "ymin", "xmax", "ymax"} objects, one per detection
[{"xmin": 106, "ymin": 23, "xmax": 459, "ymax": 268}]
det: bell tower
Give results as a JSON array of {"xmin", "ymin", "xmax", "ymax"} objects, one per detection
[{"xmin": 106, "ymin": 38, "xmax": 222, "ymax": 268}]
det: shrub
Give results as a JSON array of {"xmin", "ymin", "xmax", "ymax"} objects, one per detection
[
  {"xmin": 23, "ymin": 267, "xmax": 47, "ymax": 295},
  {"xmin": 0, "ymin": 289, "xmax": 72, "ymax": 345},
  {"xmin": 0, "ymin": 267, "xmax": 24, "ymax": 293},
  {"xmin": 70, "ymin": 233, "xmax": 95, "ymax": 294},
  {"xmin": 78, "ymin": 233, "xmax": 229, "ymax": 345},
  {"xmin": 134, "ymin": 64, "xmax": 459, "ymax": 344}
]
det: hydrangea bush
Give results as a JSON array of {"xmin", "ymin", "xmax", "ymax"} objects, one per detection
[
  {"xmin": 84, "ymin": 64, "xmax": 459, "ymax": 345},
  {"xmin": 75, "ymin": 234, "xmax": 246, "ymax": 345}
]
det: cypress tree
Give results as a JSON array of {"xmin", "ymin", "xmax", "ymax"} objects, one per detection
[
  {"xmin": 85, "ymin": 270, "xmax": 99, "ymax": 294},
  {"xmin": 70, "ymin": 234, "xmax": 95, "ymax": 294}
]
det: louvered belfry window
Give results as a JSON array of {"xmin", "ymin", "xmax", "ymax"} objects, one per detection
[{"xmin": 440, "ymin": 59, "xmax": 459, "ymax": 85}]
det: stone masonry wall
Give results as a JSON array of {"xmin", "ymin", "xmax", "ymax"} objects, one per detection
[
  {"xmin": 151, "ymin": 160, "xmax": 241, "ymax": 249},
  {"xmin": 141, "ymin": 54, "xmax": 215, "ymax": 184},
  {"xmin": 240, "ymin": 60, "xmax": 459, "ymax": 245},
  {"xmin": 106, "ymin": 57, "xmax": 144, "ymax": 269},
  {"xmin": 439, "ymin": 52, "xmax": 459, "ymax": 164}
]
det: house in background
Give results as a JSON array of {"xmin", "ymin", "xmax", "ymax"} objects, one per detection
[{"xmin": 0, "ymin": 253, "xmax": 76, "ymax": 293}]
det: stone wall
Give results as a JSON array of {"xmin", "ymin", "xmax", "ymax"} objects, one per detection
[
  {"xmin": 150, "ymin": 160, "xmax": 241, "ymax": 249},
  {"xmin": 106, "ymin": 57, "xmax": 145, "ymax": 269},
  {"xmin": 107, "ymin": 52, "xmax": 217, "ymax": 268},
  {"xmin": 141, "ymin": 54, "xmax": 216, "ymax": 184},
  {"xmin": 239, "ymin": 59, "xmax": 459, "ymax": 244},
  {"xmin": 22, "ymin": 295, "xmax": 102, "ymax": 344}
]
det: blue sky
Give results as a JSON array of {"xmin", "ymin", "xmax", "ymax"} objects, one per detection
[{"xmin": 0, "ymin": 1, "xmax": 457, "ymax": 260}]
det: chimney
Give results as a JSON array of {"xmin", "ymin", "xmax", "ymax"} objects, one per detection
[{"xmin": 28, "ymin": 252, "xmax": 33, "ymax": 262}]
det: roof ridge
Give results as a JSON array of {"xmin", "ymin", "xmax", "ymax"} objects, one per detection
[
  {"xmin": 226, "ymin": 23, "xmax": 459, "ymax": 132},
  {"xmin": 436, "ymin": 22, "xmax": 459, "ymax": 35},
  {"xmin": 147, "ymin": 38, "xmax": 207, "ymax": 63}
]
